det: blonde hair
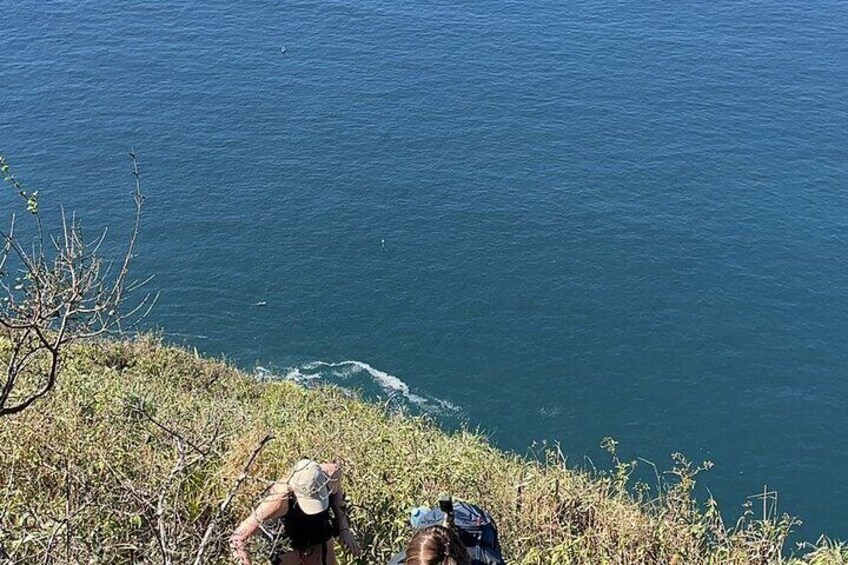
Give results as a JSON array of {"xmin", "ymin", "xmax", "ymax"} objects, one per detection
[{"xmin": 405, "ymin": 525, "xmax": 471, "ymax": 565}]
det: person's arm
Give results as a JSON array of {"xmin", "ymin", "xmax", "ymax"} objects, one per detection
[
  {"xmin": 321, "ymin": 463, "xmax": 362, "ymax": 556},
  {"xmin": 230, "ymin": 482, "xmax": 290, "ymax": 565}
]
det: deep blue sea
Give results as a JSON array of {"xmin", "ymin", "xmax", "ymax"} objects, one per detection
[{"xmin": 2, "ymin": 0, "xmax": 847, "ymax": 543}]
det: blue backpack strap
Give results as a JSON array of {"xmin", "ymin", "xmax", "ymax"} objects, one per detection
[{"xmin": 394, "ymin": 501, "xmax": 505, "ymax": 565}]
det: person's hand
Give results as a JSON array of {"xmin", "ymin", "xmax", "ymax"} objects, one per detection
[{"xmin": 339, "ymin": 528, "xmax": 362, "ymax": 556}]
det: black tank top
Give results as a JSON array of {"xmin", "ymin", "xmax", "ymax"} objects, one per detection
[{"xmin": 267, "ymin": 494, "xmax": 336, "ymax": 556}]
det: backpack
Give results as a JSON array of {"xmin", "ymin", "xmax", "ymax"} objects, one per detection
[{"xmin": 388, "ymin": 501, "xmax": 506, "ymax": 565}]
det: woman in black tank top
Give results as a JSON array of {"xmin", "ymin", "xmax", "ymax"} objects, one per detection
[{"xmin": 230, "ymin": 459, "xmax": 361, "ymax": 565}]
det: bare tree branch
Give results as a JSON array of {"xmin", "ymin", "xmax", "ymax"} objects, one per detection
[
  {"xmin": 0, "ymin": 152, "xmax": 150, "ymax": 416},
  {"xmin": 193, "ymin": 433, "xmax": 274, "ymax": 565}
]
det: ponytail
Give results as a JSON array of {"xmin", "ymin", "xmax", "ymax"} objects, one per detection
[{"xmin": 405, "ymin": 525, "xmax": 471, "ymax": 565}]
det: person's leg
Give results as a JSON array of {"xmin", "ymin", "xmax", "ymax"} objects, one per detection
[
  {"xmin": 274, "ymin": 551, "xmax": 303, "ymax": 565},
  {"xmin": 290, "ymin": 543, "xmax": 337, "ymax": 565},
  {"xmin": 324, "ymin": 542, "xmax": 338, "ymax": 565}
]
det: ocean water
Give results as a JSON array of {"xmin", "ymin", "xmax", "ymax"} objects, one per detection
[{"xmin": 2, "ymin": 0, "xmax": 847, "ymax": 542}]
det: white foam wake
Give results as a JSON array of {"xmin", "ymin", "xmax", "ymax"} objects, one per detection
[{"xmin": 256, "ymin": 360, "xmax": 459, "ymax": 414}]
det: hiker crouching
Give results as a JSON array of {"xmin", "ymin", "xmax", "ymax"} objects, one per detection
[{"xmin": 230, "ymin": 459, "xmax": 361, "ymax": 565}]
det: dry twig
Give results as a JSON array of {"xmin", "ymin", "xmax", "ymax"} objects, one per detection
[{"xmin": 0, "ymin": 151, "xmax": 155, "ymax": 416}]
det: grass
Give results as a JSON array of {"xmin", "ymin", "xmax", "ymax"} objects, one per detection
[{"xmin": 0, "ymin": 336, "xmax": 846, "ymax": 564}]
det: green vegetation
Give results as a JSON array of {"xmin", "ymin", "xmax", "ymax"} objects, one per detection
[{"xmin": 0, "ymin": 336, "xmax": 846, "ymax": 564}]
